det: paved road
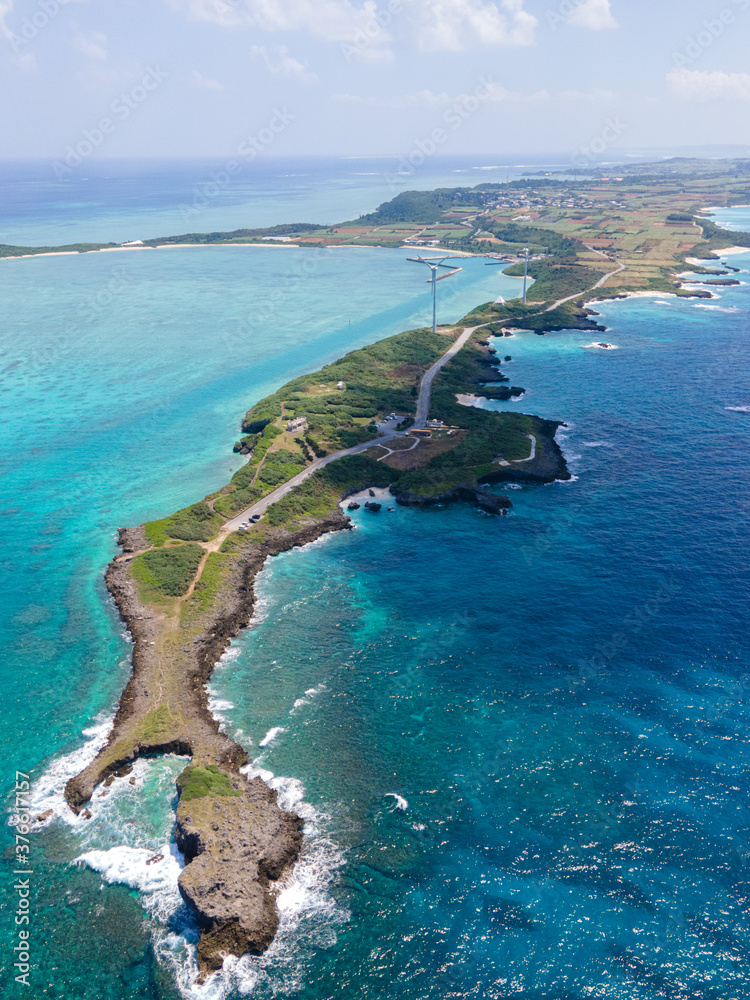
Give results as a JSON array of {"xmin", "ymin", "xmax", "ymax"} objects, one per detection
[
  {"xmin": 217, "ymin": 253, "xmax": 629, "ymax": 540},
  {"xmin": 221, "ymin": 432, "xmax": 404, "ymax": 533},
  {"xmin": 414, "ymin": 326, "xmax": 478, "ymax": 427},
  {"xmin": 221, "ymin": 328, "xmax": 478, "ymax": 535}
]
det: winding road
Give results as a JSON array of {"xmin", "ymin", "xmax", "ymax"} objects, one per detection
[
  {"xmin": 220, "ymin": 327, "xmax": 475, "ymax": 534},
  {"xmin": 219, "ymin": 255, "xmax": 626, "ymax": 537},
  {"xmin": 545, "ymin": 248, "xmax": 627, "ymax": 312}
]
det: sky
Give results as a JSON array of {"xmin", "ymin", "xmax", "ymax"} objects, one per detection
[{"xmin": 1, "ymin": 0, "xmax": 749, "ymax": 162}]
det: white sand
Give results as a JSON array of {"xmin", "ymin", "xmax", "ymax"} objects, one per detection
[{"xmin": 0, "ymin": 250, "xmax": 79, "ymax": 261}]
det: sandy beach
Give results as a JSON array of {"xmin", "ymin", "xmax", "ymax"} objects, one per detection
[{"xmin": 0, "ymin": 242, "xmax": 304, "ymax": 262}]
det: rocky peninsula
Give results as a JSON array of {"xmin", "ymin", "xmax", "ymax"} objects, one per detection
[
  {"xmin": 64, "ymin": 318, "xmax": 568, "ymax": 975},
  {"xmin": 59, "ymin": 159, "xmax": 748, "ymax": 978}
]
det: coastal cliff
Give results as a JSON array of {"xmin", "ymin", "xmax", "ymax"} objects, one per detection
[
  {"xmin": 65, "ymin": 513, "xmax": 351, "ymax": 973},
  {"xmin": 65, "ymin": 322, "xmax": 571, "ymax": 977}
]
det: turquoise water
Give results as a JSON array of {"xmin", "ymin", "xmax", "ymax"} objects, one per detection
[
  {"xmin": 0, "ymin": 156, "xmax": 571, "ymax": 246},
  {"xmin": 0, "ymin": 237, "xmax": 524, "ymax": 997},
  {"xmin": 1, "ymin": 188, "xmax": 749, "ymax": 998}
]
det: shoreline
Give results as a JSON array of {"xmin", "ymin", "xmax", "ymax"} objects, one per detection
[
  {"xmin": 65, "ymin": 514, "xmax": 352, "ymax": 976},
  {"xmin": 43, "ymin": 176, "xmax": 750, "ymax": 987},
  {"xmin": 62, "ymin": 319, "xmax": 569, "ymax": 981},
  {"xmin": 0, "ymin": 242, "xmax": 307, "ymax": 261}
]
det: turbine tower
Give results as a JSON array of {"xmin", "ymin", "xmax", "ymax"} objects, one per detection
[
  {"xmin": 407, "ymin": 255, "xmax": 463, "ymax": 333},
  {"xmin": 522, "ymin": 246, "xmax": 530, "ymax": 305},
  {"xmin": 484, "ymin": 246, "xmax": 531, "ymax": 305}
]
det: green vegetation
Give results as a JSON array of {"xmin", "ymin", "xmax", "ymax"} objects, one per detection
[
  {"xmin": 132, "ymin": 543, "xmax": 204, "ymax": 598},
  {"xmin": 355, "ymin": 188, "xmax": 488, "ymax": 225},
  {"xmin": 143, "ymin": 224, "xmax": 321, "ymax": 248},
  {"xmin": 694, "ymin": 216, "xmax": 750, "ymax": 250},
  {"xmin": 177, "ymin": 764, "xmax": 240, "ymax": 801},
  {"xmin": 182, "ymin": 551, "xmax": 233, "ymax": 623},
  {"xmin": 144, "ymin": 501, "xmax": 224, "ymax": 546},
  {"xmin": 0, "ymin": 241, "xmax": 116, "ymax": 258},
  {"xmin": 502, "ymin": 259, "xmax": 602, "ymax": 302},
  {"xmin": 266, "ymin": 454, "xmax": 396, "ymax": 527},
  {"xmin": 256, "ymin": 448, "xmax": 305, "ymax": 487},
  {"xmin": 240, "ymin": 327, "xmax": 449, "ymax": 458},
  {"xmin": 141, "ymin": 705, "xmax": 177, "ymax": 743}
]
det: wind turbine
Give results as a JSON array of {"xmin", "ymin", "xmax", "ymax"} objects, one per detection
[
  {"xmin": 484, "ymin": 246, "xmax": 530, "ymax": 304},
  {"xmin": 522, "ymin": 246, "xmax": 530, "ymax": 305},
  {"xmin": 407, "ymin": 255, "xmax": 463, "ymax": 333}
]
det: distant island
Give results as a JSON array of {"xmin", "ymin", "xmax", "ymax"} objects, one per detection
[{"xmin": 21, "ymin": 156, "xmax": 747, "ymax": 977}]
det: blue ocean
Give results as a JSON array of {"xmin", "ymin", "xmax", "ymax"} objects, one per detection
[{"xmin": 1, "ymin": 163, "xmax": 749, "ymax": 1000}]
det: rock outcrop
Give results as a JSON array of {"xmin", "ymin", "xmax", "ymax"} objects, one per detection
[
  {"xmin": 65, "ymin": 512, "xmax": 352, "ymax": 975},
  {"xmin": 175, "ymin": 770, "xmax": 303, "ymax": 973}
]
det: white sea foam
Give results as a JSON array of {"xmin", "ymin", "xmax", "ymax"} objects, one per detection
[
  {"xmin": 218, "ymin": 645, "xmax": 242, "ymax": 664},
  {"xmin": 68, "ymin": 756, "xmax": 349, "ymax": 1000},
  {"xmin": 554, "ymin": 425, "xmax": 581, "ymax": 478},
  {"xmin": 17, "ymin": 714, "xmax": 115, "ymax": 829},
  {"xmin": 75, "ymin": 843, "xmax": 185, "ymax": 919},
  {"xmin": 694, "ymin": 304, "xmax": 740, "ymax": 313},
  {"xmin": 583, "ymin": 441, "xmax": 614, "ymax": 449},
  {"xmin": 259, "ymin": 727, "xmax": 285, "ymax": 748},
  {"xmin": 386, "ymin": 793, "xmax": 409, "ymax": 811},
  {"xmin": 291, "ymin": 683, "xmax": 326, "ymax": 714},
  {"xmin": 207, "ymin": 694, "xmax": 234, "ymax": 714},
  {"xmin": 726, "ymin": 405, "xmax": 750, "ymax": 413},
  {"xmin": 171, "ymin": 766, "xmax": 350, "ymax": 1000},
  {"xmin": 206, "ymin": 691, "xmax": 235, "ymax": 734}
]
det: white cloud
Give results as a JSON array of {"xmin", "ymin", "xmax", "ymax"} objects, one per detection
[
  {"xmin": 0, "ymin": 0, "xmax": 12, "ymax": 40},
  {"xmin": 558, "ymin": 87, "xmax": 616, "ymax": 102},
  {"xmin": 165, "ymin": 0, "xmax": 537, "ymax": 52},
  {"xmin": 72, "ymin": 30, "xmax": 108, "ymax": 60},
  {"xmin": 412, "ymin": 0, "xmax": 537, "ymax": 51},
  {"xmin": 667, "ymin": 69, "xmax": 750, "ymax": 102},
  {"xmin": 333, "ymin": 84, "xmax": 607, "ymax": 108},
  {"xmin": 166, "ymin": 0, "xmax": 382, "ymax": 40},
  {"xmin": 190, "ymin": 69, "xmax": 222, "ymax": 90},
  {"xmin": 250, "ymin": 44, "xmax": 318, "ymax": 84},
  {"xmin": 0, "ymin": 0, "xmax": 37, "ymax": 71},
  {"xmin": 568, "ymin": 0, "xmax": 617, "ymax": 31},
  {"xmin": 332, "ymin": 89, "xmax": 452, "ymax": 108}
]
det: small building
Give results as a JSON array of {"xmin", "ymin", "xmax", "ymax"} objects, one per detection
[
  {"xmin": 336, "ymin": 381, "xmax": 346, "ymax": 390},
  {"xmin": 426, "ymin": 419, "xmax": 445, "ymax": 429},
  {"xmin": 287, "ymin": 416, "xmax": 308, "ymax": 433}
]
